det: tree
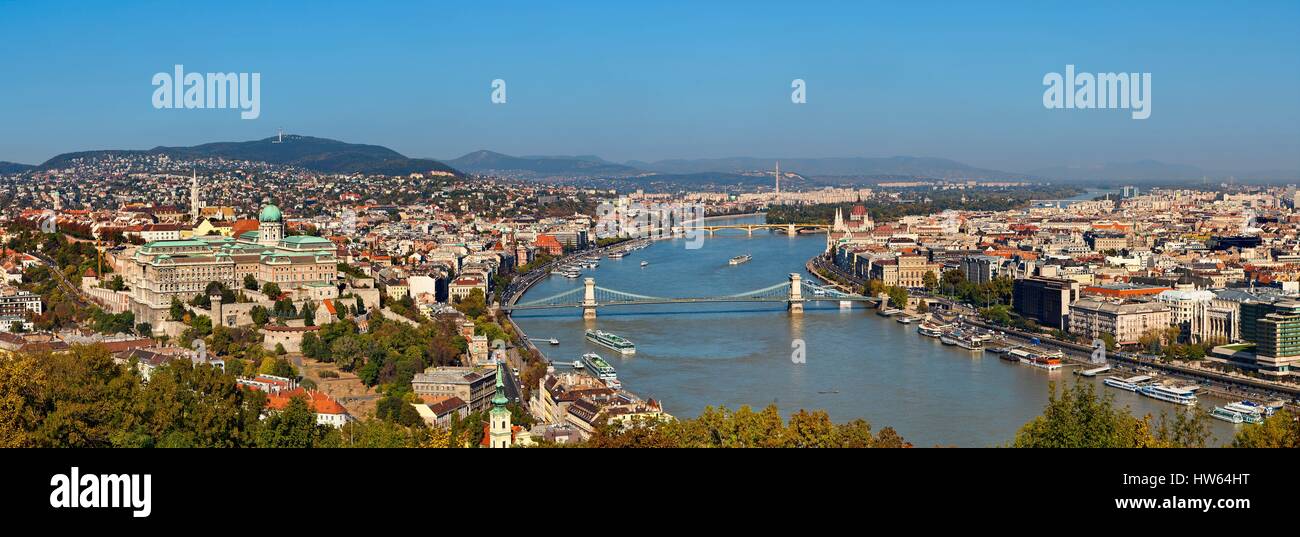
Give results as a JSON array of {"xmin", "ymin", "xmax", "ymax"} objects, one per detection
[
  {"xmin": 243, "ymin": 274, "xmax": 259, "ymax": 291},
  {"xmin": 1231, "ymin": 410, "xmax": 1300, "ymax": 448},
  {"xmin": 169, "ymin": 297, "xmax": 186, "ymax": 321},
  {"xmin": 330, "ymin": 335, "xmax": 367, "ymax": 372},
  {"xmin": 254, "ymin": 396, "xmax": 332, "ymax": 448},
  {"xmin": 922, "ymin": 271, "xmax": 939, "ymax": 292},
  {"xmin": 261, "ymin": 282, "xmax": 281, "ymax": 298},
  {"xmin": 259, "ymin": 356, "xmax": 296, "ymax": 378},
  {"xmin": 886, "ymin": 286, "xmax": 908, "ymax": 309},
  {"xmin": 301, "ymin": 301, "xmax": 316, "ymax": 326},
  {"xmin": 249, "ymin": 305, "xmax": 269, "ymax": 326},
  {"xmin": 454, "ymin": 288, "xmax": 488, "ymax": 318},
  {"xmin": 1013, "ymin": 381, "xmax": 1209, "ymax": 448},
  {"xmin": 0, "ymin": 352, "xmax": 45, "ymax": 447}
]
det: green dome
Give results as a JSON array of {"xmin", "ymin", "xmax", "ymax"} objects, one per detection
[{"xmin": 258, "ymin": 205, "xmax": 282, "ymax": 222}]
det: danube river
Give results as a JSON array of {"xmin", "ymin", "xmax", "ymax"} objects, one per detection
[{"xmin": 512, "ymin": 215, "xmax": 1240, "ymax": 447}]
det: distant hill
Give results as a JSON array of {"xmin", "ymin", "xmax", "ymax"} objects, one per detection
[
  {"xmin": 37, "ymin": 135, "xmax": 460, "ymax": 176},
  {"xmin": 0, "ymin": 161, "xmax": 35, "ymax": 174},
  {"xmin": 626, "ymin": 156, "xmax": 1031, "ymax": 180},
  {"xmin": 446, "ymin": 150, "xmax": 641, "ymax": 176}
]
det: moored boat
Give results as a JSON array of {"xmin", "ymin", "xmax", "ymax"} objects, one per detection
[
  {"xmin": 1138, "ymin": 384, "xmax": 1198, "ymax": 406},
  {"xmin": 917, "ymin": 321, "xmax": 950, "ymax": 337},
  {"xmin": 1211, "ymin": 406, "xmax": 1245, "ymax": 424}
]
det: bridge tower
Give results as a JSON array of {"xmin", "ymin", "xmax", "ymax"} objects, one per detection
[
  {"xmin": 582, "ymin": 278, "xmax": 598, "ymax": 319},
  {"xmin": 787, "ymin": 273, "xmax": 804, "ymax": 314}
]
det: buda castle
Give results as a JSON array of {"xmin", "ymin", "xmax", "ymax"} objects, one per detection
[{"xmin": 123, "ymin": 204, "xmax": 338, "ymax": 325}]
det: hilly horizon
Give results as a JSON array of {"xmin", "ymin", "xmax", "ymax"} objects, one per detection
[
  {"xmin": 32, "ymin": 135, "xmax": 461, "ymax": 176},
  {"xmin": 10, "ymin": 136, "xmax": 1300, "ymax": 184}
]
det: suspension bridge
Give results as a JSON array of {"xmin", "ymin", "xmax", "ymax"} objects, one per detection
[{"xmin": 504, "ymin": 273, "xmax": 880, "ymax": 318}]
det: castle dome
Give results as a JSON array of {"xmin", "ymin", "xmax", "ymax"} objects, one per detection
[{"xmin": 259, "ymin": 205, "xmax": 282, "ymax": 223}]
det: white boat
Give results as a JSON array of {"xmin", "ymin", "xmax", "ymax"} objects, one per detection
[
  {"xmin": 1211, "ymin": 406, "xmax": 1245, "ymax": 424},
  {"xmin": 571, "ymin": 360, "xmax": 584, "ymax": 369},
  {"xmin": 586, "ymin": 329, "xmax": 636, "ymax": 355},
  {"xmin": 548, "ymin": 338, "xmax": 559, "ymax": 345},
  {"xmin": 896, "ymin": 315, "xmax": 921, "ymax": 324},
  {"xmin": 954, "ymin": 333, "xmax": 984, "ymax": 351},
  {"xmin": 1138, "ymin": 384, "xmax": 1198, "ymax": 406},
  {"xmin": 1103, "ymin": 376, "xmax": 1138, "ymax": 391},
  {"xmin": 1020, "ymin": 354, "xmax": 1062, "ymax": 370},
  {"xmin": 917, "ymin": 322, "xmax": 950, "ymax": 337},
  {"xmin": 640, "ymin": 261, "xmax": 649, "ymax": 267},
  {"xmin": 877, "ymin": 308, "xmax": 903, "ymax": 317},
  {"xmin": 580, "ymin": 352, "xmax": 618, "ymax": 383},
  {"xmin": 729, "ymin": 254, "xmax": 752, "ymax": 265},
  {"xmin": 1223, "ymin": 402, "xmax": 1265, "ymax": 423}
]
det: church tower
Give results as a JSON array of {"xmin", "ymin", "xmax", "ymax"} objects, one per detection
[
  {"xmin": 258, "ymin": 204, "xmax": 284, "ymax": 246},
  {"xmin": 488, "ymin": 363, "xmax": 513, "ymax": 448},
  {"xmin": 190, "ymin": 169, "xmax": 202, "ymax": 219}
]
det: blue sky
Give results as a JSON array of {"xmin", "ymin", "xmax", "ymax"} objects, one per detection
[{"xmin": 1, "ymin": 0, "xmax": 1297, "ymax": 173}]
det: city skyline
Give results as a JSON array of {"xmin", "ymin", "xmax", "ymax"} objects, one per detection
[{"xmin": 2, "ymin": 0, "xmax": 1298, "ymax": 174}]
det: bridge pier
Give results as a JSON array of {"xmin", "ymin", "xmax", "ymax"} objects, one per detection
[
  {"xmin": 582, "ymin": 278, "xmax": 597, "ymax": 319},
  {"xmin": 787, "ymin": 273, "xmax": 804, "ymax": 314},
  {"xmin": 746, "ymin": 226, "xmax": 753, "ymax": 236},
  {"xmin": 787, "ymin": 224, "xmax": 796, "ymax": 235}
]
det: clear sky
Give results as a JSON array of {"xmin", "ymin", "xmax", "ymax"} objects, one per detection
[{"xmin": 2, "ymin": 0, "xmax": 1297, "ymax": 173}]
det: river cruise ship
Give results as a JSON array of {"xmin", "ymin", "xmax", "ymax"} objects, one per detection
[
  {"xmin": 586, "ymin": 329, "xmax": 637, "ymax": 355},
  {"xmin": 580, "ymin": 353, "xmax": 618, "ymax": 384}
]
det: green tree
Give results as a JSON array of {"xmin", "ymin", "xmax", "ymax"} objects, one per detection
[
  {"xmin": 169, "ymin": 297, "xmax": 187, "ymax": 321},
  {"xmin": 922, "ymin": 271, "xmax": 939, "ymax": 292},
  {"xmin": 261, "ymin": 282, "xmax": 281, "ymax": 298},
  {"xmin": 243, "ymin": 274, "xmax": 259, "ymax": 291},
  {"xmin": 1013, "ymin": 381, "xmax": 1208, "ymax": 448},
  {"xmin": 886, "ymin": 286, "xmax": 908, "ymax": 309},
  {"xmin": 1231, "ymin": 409, "xmax": 1300, "ymax": 447},
  {"xmin": 254, "ymin": 396, "xmax": 332, "ymax": 448}
]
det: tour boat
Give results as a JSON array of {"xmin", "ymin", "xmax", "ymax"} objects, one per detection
[
  {"xmin": 1020, "ymin": 354, "xmax": 1062, "ymax": 370},
  {"xmin": 1211, "ymin": 406, "xmax": 1245, "ymax": 424},
  {"xmin": 571, "ymin": 360, "xmax": 584, "ymax": 370},
  {"xmin": 1223, "ymin": 402, "xmax": 1266, "ymax": 423},
  {"xmin": 586, "ymin": 329, "xmax": 636, "ymax": 355},
  {"xmin": 729, "ymin": 254, "xmax": 752, "ymax": 265},
  {"xmin": 1103, "ymin": 376, "xmax": 1138, "ymax": 391},
  {"xmin": 917, "ymin": 321, "xmax": 950, "ymax": 338},
  {"xmin": 580, "ymin": 353, "xmax": 619, "ymax": 383},
  {"xmin": 1138, "ymin": 384, "xmax": 1198, "ymax": 406},
  {"xmin": 548, "ymin": 338, "xmax": 560, "ymax": 345},
  {"xmin": 954, "ymin": 333, "xmax": 984, "ymax": 351}
]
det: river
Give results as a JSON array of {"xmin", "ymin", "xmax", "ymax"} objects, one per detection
[{"xmin": 512, "ymin": 214, "xmax": 1241, "ymax": 447}]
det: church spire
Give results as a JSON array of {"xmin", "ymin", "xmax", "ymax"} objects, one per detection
[
  {"xmin": 491, "ymin": 362, "xmax": 509, "ymax": 407},
  {"xmin": 189, "ymin": 168, "xmax": 201, "ymax": 219}
]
